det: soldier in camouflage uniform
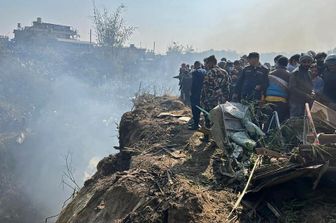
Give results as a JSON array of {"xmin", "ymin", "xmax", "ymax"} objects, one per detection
[
  {"xmin": 201, "ymin": 55, "xmax": 231, "ymax": 141},
  {"xmin": 201, "ymin": 55, "xmax": 230, "ymax": 111}
]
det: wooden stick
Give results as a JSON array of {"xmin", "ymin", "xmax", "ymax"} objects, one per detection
[
  {"xmin": 227, "ymin": 155, "xmax": 262, "ymax": 221},
  {"xmin": 305, "ymin": 103, "xmax": 320, "ymax": 144}
]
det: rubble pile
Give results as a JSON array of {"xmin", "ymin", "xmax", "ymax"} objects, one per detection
[
  {"xmin": 209, "ymin": 100, "xmax": 336, "ymax": 220},
  {"xmin": 209, "ymin": 101, "xmax": 336, "ymax": 191},
  {"xmin": 57, "ymin": 95, "xmax": 336, "ymax": 223}
]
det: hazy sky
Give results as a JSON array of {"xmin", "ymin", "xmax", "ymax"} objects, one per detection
[{"xmin": 1, "ymin": 0, "xmax": 336, "ymax": 53}]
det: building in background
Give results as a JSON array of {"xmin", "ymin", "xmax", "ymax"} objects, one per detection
[
  {"xmin": 13, "ymin": 17, "xmax": 78, "ymax": 44},
  {"xmin": 9, "ymin": 17, "xmax": 154, "ymax": 59}
]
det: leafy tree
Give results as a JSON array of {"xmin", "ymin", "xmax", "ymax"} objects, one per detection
[
  {"xmin": 184, "ymin": 45, "xmax": 195, "ymax": 54},
  {"xmin": 166, "ymin": 42, "xmax": 195, "ymax": 55},
  {"xmin": 166, "ymin": 42, "xmax": 185, "ymax": 55},
  {"xmin": 93, "ymin": 3, "xmax": 136, "ymax": 48}
]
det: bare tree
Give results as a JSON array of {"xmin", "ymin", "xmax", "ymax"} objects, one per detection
[
  {"xmin": 93, "ymin": 3, "xmax": 136, "ymax": 48},
  {"xmin": 61, "ymin": 152, "xmax": 80, "ymax": 191},
  {"xmin": 45, "ymin": 153, "xmax": 79, "ymax": 223}
]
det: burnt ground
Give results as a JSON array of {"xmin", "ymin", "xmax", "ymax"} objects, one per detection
[{"xmin": 56, "ymin": 95, "xmax": 336, "ymax": 223}]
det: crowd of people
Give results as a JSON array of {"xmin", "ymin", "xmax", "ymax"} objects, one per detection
[{"xmin": 177, "ymin": 51, "xmax": 336, "ymax": 141}]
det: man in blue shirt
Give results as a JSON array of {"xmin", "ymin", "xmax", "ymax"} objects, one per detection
[{"xmin": 189, "ymin": 61, "xmax": 206, "ymax": 130}]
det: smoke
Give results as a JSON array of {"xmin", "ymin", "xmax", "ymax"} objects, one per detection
[
  {"xmin": 3, "ymin": 44, "xmax": 181, "ymax": 220},
  {"xmin": 84, "ymin": 157, "xmax": 100, "ymax": 180},
  {"xmin": 13, "ymin": 75, "xmax": 129, "ymax": 215},
  {"xmin": 207, "ymin": 0, "xmax": 336, "ymax": 54}
]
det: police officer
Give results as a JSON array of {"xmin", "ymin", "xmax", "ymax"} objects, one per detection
[{"xmin": 233, "ymin": 52, "xmax": 269, "ymax": 102}]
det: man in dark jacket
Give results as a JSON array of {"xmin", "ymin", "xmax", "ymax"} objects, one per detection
[
  {"xmin": 322, "ymin": 54, "xmax": 336, "ymax": 105},
  {"xmin": 180, "ymin": 71, "xmax": 192, "ymax": 106},
  {"xmin": 315, "ymin": 52, "xmax": 327, "ymax": 76},
  {"xmin": 233, "ymin": 52, "xmax": 269, "ymax": 102},
  {"xmin": 178, "ymin": 63, "xmax": 191, "ymax": 106},
  {"xmin": 289, "ymin": 54, "xmax": 314, "ymax": 117},
  {"xmin": 189, "ymin": 61, "xmax": 206, "ymax": 130}
]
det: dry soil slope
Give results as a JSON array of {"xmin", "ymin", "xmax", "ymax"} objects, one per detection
[{"xmin": 56, "ymin": 94, "xmax": 236, "ymax": 223}]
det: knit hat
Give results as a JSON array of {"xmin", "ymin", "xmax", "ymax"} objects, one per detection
[
  {"xmin": 299, "ymin": 53, "xmax": 313, "ymax": 63},
  {"xmin": 247, "ymin": 52, "xmax": 260, "ymax": 59}
]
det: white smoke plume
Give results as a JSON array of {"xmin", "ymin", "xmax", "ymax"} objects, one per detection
[{"xmin": 207, "ymin": 0, "xmax": 336, "ymax": 54}]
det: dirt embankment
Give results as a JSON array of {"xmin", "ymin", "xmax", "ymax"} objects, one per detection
[
  {"xmin": 56, "ymin": 95, "xmax": 236, "ymax": 223},
  {"xmin": 57, "ymin": 95, "xmax": 336, "ymax": 223}
]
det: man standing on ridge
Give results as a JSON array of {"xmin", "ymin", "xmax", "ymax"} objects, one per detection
[
  {"xmin": 189, "ymin": 61, "xmax": 206, "ymax": 130},
  {"xmin": 178, "ymin": 63, "xmax": 192, "ymax": 106}
]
